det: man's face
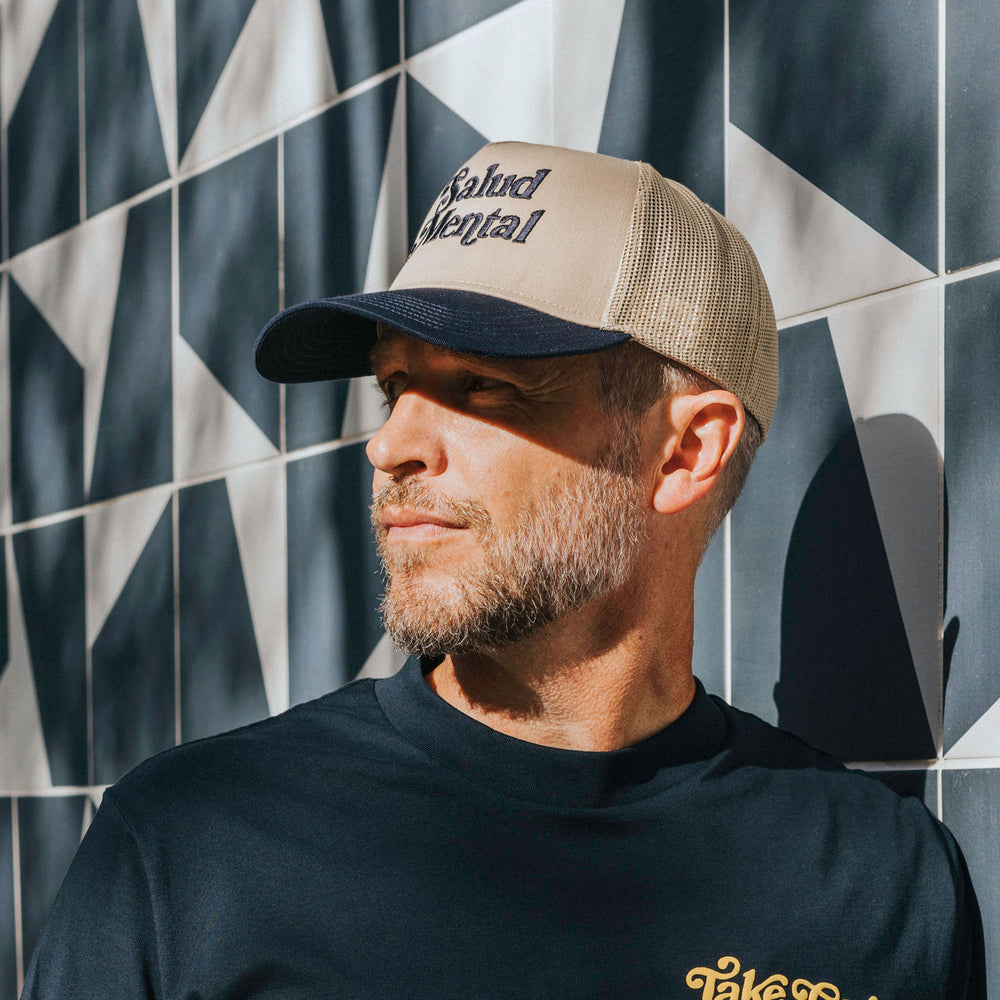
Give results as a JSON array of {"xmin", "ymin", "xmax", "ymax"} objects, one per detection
[{"xmin": 366, "ymin": 331, "xmax": 650, "ymax": 657}]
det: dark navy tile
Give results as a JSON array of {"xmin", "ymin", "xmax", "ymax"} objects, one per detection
[
  {"xmin": 13, "ymin": 520, "xmax": 87, "ymax": 787},
  {"xmin": 175, "ymin": 0, "xmax": 255, "ymax": 161},
  {"xmin": 405, "ymin": 75, "xmax": 487, "ymax": 244},
  {"xmin": 179, "ymin": 141, "xmax": 279, "ymax": 448},
  {"xmin": 287, "ymin": 443, "xmax": 383, "ymax": 704},
  {"xmin": 731, "ymin": 319, "xmax": 934, "ymax": 762},
  {"xmin": 92, "ymin": 506, "xmax": 174, "ymax": 785},
  {"xmin": 83, "ymin": 0, "xmax": 170, "ymax": 215},
  {"xmin": 941, "ymin": 768, "xmax": 999, "ymax": 994},
  {"xmin": 730, "ymin": 0, "xmax": 938, "ymax": 270},
  {"xmin": 17, "ymin": 796, "xmax": 88, "ymax": 978},
  {"xmin": 320, "ymin": 0, "xmax": 399, "ymax": 89},
  {"xmin": 0, "ymin": 800, "xmax": 14, "ymax": 1000},
  {"xmin": 284, "ymin": 79, "xmax": 396, "ymax": 450},
  {"xmin": 7, "ymin": 0, "xmax": 79, "ymax": 255},
  {"xmin": 946, "ymin": 1, "xmax": 1000, "ymax": 272},
  {"xmin": 946, "ymin": 2, "xmax": 1000, "ymax": 271},
  {"xmin": 869, "ymin": 768, "xmax": 937, "ymax": 811},
  {"xmin": 599, "ymin": 0, "xmax": 724, "ymax": 210},
  {"xmin": 285, "ymin": 78, "xmax": 398, "ymax": 305},
  {"xmin": 179, "ymin": 479, "xmax": 269, "ymax": 742},
  {"xmin": 691, "ymin": 529, "xmax": 725, "ymax": 698},
  {"xmin": 405, "ymin": 0, "xmax": 522, "ymax": 57},
  {"xmin": 90, "ymin": 193, "xmax": 172, "ymax": 503},
  {"xmin": 286, "ymin": 382, "xmax": 352, "ymax": 454},
  {"xmin": 943, "ymin": 272, "xmax": 1000, "ymax": 750},
  {"xmin": 9, "ymin": 280, "xmax": 84, "ymax": 522}
]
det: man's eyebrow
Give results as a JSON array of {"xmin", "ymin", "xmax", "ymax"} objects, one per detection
[{"xmin": 369, "ymin": 337, "xmax": 394, "ymax": 374}]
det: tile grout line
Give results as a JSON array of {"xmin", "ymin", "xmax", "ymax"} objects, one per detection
[
  {"xmin": 2, "ymin": 785, "xmax": 111, "ymax": 799},
  {"xmin": 721, "ymin": 0, "xmax": 732, "ymax": 704},
  {"xmin": 722, "ymin": 515, "xmax": 732, "ymax": 704},
  {"xmin": 171, "ymin": 164, "xmax": 182, "ymax": 746},
  {"xmin": 937, "ymin": 0, "xmax": 947, "ymax": 280},
  {"xmin": 935, "ymin": 0, "xmax": 948, "ymax": 825},
  {"xmin": 775, "ymin": 257, "xmax": 1000, "ymax": 334},
  {"xmin": 1, "ymin": 68, "xmax": 401, "ymax": 272},
  {"xmin": 722, "ymin": 0, "xmax": 730, "ymax": 216},
  {"xmin": 277, "ymin": 131, "xmax": 286, "ymax": 455},
  {"xmin": 84, "ymin": 522, "xmax": 94, "ymax": 787},
  {"xmin": 0, "ymin": 431, "xmax": 379, "ymax": 539}
]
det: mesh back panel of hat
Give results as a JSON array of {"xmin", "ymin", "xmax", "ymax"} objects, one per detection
[{"xmin": 605, "ymin": 163, "xmax": 778, "ymax": 434}]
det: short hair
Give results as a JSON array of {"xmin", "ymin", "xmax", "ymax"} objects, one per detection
[{"xmin": 597, "ymin": 340, "xmax": 762, "ymax": 545}]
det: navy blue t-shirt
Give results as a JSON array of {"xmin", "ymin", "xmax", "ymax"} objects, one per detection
[{"xmin": 23, "ymin": 658, "xmax": 985, "ymax": 998}]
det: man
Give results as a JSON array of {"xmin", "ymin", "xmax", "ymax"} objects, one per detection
[{"xmin": 24, "ymin": 142, "xmax": 983, "ymax": 997}]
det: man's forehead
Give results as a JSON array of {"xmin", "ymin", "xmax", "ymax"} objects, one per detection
[{"xmin": 370, "ymin": 326, "xmax": 601, "ymax": 384}]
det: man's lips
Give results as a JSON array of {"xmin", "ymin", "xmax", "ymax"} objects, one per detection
[{"xmin": 379, "ymin": 506, "xmax": 468, "ymax": 539}]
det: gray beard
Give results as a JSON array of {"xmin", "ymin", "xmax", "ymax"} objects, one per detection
[{"xmin": 371, "ymin": 456, "xmax": 647, "ymax": 657}]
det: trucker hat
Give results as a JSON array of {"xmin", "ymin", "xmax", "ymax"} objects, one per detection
[{"xmin": 254, "ymin": 141, "xmax": 778, "ymax": 435}]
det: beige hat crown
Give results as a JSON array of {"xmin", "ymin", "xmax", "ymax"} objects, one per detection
[{"xmin": 256, "ymin": 141, "xmax": 778, "ymax": 435}]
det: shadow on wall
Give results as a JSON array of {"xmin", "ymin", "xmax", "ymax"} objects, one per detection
[{"xmin": 775, "ymin": 414, "xmax": 944, "ymax": 762}]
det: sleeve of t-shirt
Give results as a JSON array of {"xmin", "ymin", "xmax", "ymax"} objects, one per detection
[
  {"xmin": 947, "ymin": 831, "xmax": 989, "ymax": 1000},
  {"xmin": 20, "ymin": 790, "xmax": 162, "ymax": 999}
]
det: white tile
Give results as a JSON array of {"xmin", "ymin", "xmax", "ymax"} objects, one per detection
[
  {"xmin": 363, "ymin": 74, "xmax": 409, "ymax": 296},
  {"xmin": 408, "ymin": 0, "xmax": 554, "ymax": 146},
  {"xmin": 136, "ymin": 0, "xmax": 179, "ymax": 173},
  {"xmin": 0, "ymin": 276, "xmax": 10, "ymax": 529},
  {"xmin": 85, "ymin": 487, "xmax": 173, "ymax": 647},
  {"xmin": 947, "ymin": 696, "xmax": 1000, "ymax": 758},
  {"xmin": 354, "ymin": 631, "xmax": 407, "ymax": 681},
  {"xmin": 173, "ymin": 335, "xmax": 279, "ymax": 480},
  {"xmin": 180, "ymin": 0, "xmax": 336, "ymax": 172},
  {"xmin": 227, "ymin": 462, "xmax": 288, "ymax": 715},
  {"xmin": 0, "ymin": 540, "xmax": 53, "ymax": 789},
  {"xmin": 551, "ymin": 0, "xmax": 626, "ymax": 151},
  {"xmin": 8, "ymin": 208, "xmax": 129, "ymax": 497}
]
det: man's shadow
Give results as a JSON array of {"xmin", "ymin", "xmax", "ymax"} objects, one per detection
[{"xmin": 774, "ymin": 413, "xmax": 953, "ymax": 764}]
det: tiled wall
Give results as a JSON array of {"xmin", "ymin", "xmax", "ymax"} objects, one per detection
[{"xmin": 0, "ymin": 0, "xmax": 997, "ymax": 992}]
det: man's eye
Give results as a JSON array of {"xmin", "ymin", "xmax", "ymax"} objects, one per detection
[
  {"xmin": 466, "ymin": 375, "xmax": 507, "ymax": 393},
  {"xmin": 378, "ymin": 379, "xmax": 401, "ymax": 408}
]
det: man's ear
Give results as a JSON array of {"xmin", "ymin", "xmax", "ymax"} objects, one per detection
[{"xmin": 650, "ymin": 391, "xmax": 745, "ymax": 515}]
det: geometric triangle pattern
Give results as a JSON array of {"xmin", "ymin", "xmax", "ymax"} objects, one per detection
[
  {"xmin": 179, "ymin": 0, "xmax": 336, "ymax": 173},
  {"xmin": 283, "ymin": 76, "xmax": 399, "ymax": 450},
  {"xmin": 731, "ymin": 316, "xmax": 935, "ymax": 762},
  {"xmin": 726, "ymin": 126, "xmax": 934, "ymax": 320},
  {"xmin": 9, "ymin": 209, "xmax": 128, "ymax": 501},
  {"xmin": 729, "ymin": 0, "xmax": 938, "ymax": 271},
  {"xmin": 135, "ymin": 0, "xmax": 179, "ymax": 172},
  {"xmin": 599, "ymin": 0, "xmax": 722, "ymax": 209},
  {"xmin": 3, "ymin": 2, "xmax": 1000, "ymax": 990},
  {"xmin": 175, "ymin": 0, "xmax": 256, "ymax": 161},
  {"xmin": 407, "ymin": 0, "xmax": 556, "ymax": 149},
  {"xmin": 943, "ymin": 270, "xmax": 1000, "ymax": 754},
  {"xmin": 178, "ymin": 141, "xmax": 280, "ymax": 452},
  {"xmin": 8, "ymin": 194, "xmax": 173, "ymax": 518},
  {"xmin": 6, "ymin": 0, "xmax": 79, "ymax": 256},
  {"xmin": 83, "ymin": 0, "xmax": 170, "ymax": 214},
  {"xmin": 827, "ymin": 288, "xmax": 941, "ymax": 738}
]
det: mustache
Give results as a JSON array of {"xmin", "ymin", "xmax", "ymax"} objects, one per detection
[{"xmin": 370, "ymin": 479, "xmax": 493, "ymax": 537}]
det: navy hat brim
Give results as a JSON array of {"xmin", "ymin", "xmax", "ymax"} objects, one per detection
[{"xmin": 253, "ymin": 287, "xmax": 630, "ymax": 383}]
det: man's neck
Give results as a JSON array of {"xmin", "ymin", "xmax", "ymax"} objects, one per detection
[{"xmin": 424, "ymin": 588, "xmax": 697, "ymax": 752}]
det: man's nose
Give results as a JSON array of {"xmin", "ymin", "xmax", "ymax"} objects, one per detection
[{"xmin": 366, "ymin": 391, "xmax": 446, "ymax": 478}]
